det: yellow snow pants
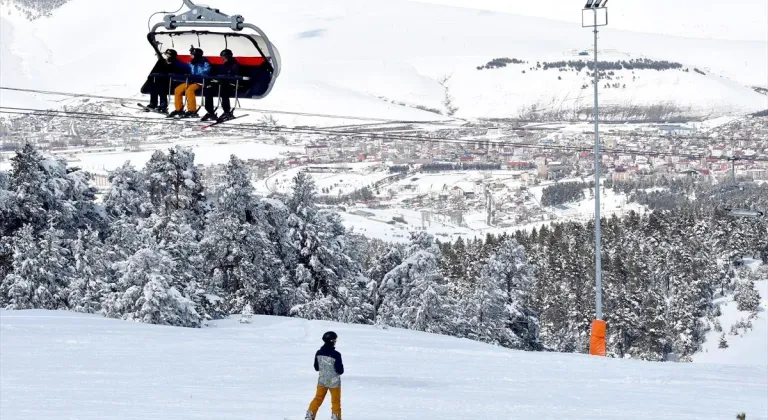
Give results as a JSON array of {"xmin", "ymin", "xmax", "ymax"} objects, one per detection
[
  {"xmin": 308, "ymin": 385, "xmax": 341, "ymax": 419},
  {"xmin": 174, "ymin": 83, "xmax": 201, "ymax": 112}
]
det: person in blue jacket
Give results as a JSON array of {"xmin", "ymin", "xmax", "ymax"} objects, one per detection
[
  {"xmin": 168, "ymin": 47, "xmax": 211, "ymax": 118},
  {"xmin": 305, "ymin": 331, "xmax": 344, "ymax": 420}
]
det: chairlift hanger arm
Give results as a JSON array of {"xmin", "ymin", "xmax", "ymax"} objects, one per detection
[{"xmin": 163, "ymin": 1, "xmax": 245, "ymax": 31}]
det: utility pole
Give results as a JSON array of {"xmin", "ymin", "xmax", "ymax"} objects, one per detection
[{"xmin": 582, "ymin": 0, "xmax": 608, "ymax": 357}]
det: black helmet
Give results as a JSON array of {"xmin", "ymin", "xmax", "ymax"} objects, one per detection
[
  {"xmin": 220, "ymin": 49, "xmax": 233, "ymax": 59},
  {"xmin": 163, "ymin": 49, "xmax": 177, "ymax": 58},
  {"xmin": 322, "ymin": 331, "xmax": 338, "ymax": 344},
  {"xmin": 189, "ymin": 46, "xmax": 204, "ymax": 58}
]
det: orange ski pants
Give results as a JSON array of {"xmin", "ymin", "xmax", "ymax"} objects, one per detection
[
  {"xmin": 174, "ymin": 83, "xmax": 201, "ymax": 112},
  {"xmin": 307, "ymin": 385, "xmax": 341, "ymax": 419}
]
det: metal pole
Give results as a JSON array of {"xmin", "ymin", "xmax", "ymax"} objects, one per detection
[
  {"xmin": 592, "ymin": 7, "xmax": 602, "ymax": 321},
  {"xmin": 182, "ymin": 0, "xmax": 198, "ymax": 9}
]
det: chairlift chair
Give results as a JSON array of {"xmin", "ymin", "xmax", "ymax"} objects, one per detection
[{"xmin": 142, "ymin": 0, "xmax": 281, "ymax": 113}]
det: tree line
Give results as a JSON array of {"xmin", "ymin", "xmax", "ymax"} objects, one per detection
[{"xmin": 1, "ymin": 144, "xmax": 764, "ymax": 361}]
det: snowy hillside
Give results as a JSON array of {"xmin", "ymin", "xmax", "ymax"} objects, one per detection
[
  {"xmin": 694, "ymin": 260, "xmax": 768, "ymax": 366},
  {"xmin": 0, "ymin": 0, "xmax": 766, "ymax": 124},
  {"xmin": 1, "ymin": 309, "xmax": 766, "ymax": 420},
  {"xmin": 415, "ymin": 0, "xmax": 768, "ymax": 43}
]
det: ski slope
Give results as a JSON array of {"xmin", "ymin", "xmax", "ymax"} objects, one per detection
[
  {"xmin": 0, "ymin": 0, "xmax": 766, "ymax": 125},
  {"xmin": 1, "ymin": 310, "xmax": 765, "ymax": 420}
]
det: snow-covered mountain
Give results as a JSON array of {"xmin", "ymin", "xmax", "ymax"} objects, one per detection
[
  {"xmin": 1, "ymin": 309, "xmax": 765, "ymax": 420},
  {"xmin": 1, "ymin": 0, "xmax": 766, "ymax": 123}
]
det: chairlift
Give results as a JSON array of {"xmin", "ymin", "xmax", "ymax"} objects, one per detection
[{"xmin": 141, "ymin": 0, "xmax": 281, "ymax": 111}]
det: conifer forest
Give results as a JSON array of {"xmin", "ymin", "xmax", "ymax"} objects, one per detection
[{"xmin": 1, "ymin": 144, "xmax": 766, "ymax": 362}]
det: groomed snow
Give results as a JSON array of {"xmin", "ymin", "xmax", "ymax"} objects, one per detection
[{"xmin": 1, "ymin": 310, "xmax": 765, "ymax": 420}]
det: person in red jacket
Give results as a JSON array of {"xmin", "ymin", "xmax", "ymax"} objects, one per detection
[{"xmin": 305, "ymin": 331, "xmax": 344, "ymax": 420}]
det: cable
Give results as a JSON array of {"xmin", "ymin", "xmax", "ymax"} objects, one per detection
[
  {"xmin": 2, "ymin": 106, "xmax": 767, "ymax": 164},
  {"xmin": 147, "ymin": 1, "xmax": 186, "ymax": 32},
  {"xmin": 0, "ymin": 86, "xmax": 461, "ymax": 124}
]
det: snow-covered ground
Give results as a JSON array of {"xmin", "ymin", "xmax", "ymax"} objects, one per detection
[
  {"xmin": 0, "ymin": 138, "xmax": 304, "ymax": 174},
  {"xmin": 334, "ymin": 173, "xmax": 646, "ymax": 243},
  {"xmin": 1, "ymin": 309, "xmax": 766, "ymax": 420},
  {"xmin": 257, "ymin": 162, "xmax": 392, "ymax": 196},
  {"xmin": 1, "ymin": 0, "xmax": 766, "ymax": 125},
  {"xmin": 527, "ymin": 179, "xmax": 648, "ymax": 221},
  {"xmin": 413, "ymin": 0, "xmax": 768, "ymax": 43},
  {"xmin": 694, "ymin": 259, "xmax": 768, "ymax": 367}
]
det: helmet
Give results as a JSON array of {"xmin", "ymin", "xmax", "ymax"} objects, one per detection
[
  {"xmin": 220, "ymin": 49, "xmax": 234, "ymax": 59},
  {"xmin": 189, "ymin": 46, "xmax": 204, "ymax": 58},
  {"xmin": 163, "ymin": 49, "xmax": 177, "ymax": 58},
  {"xmin": 322, "ymin": 331, "xmax": 338, "ymax": 344}
]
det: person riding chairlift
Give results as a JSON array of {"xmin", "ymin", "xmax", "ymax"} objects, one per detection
[
  {"xmin": 201, "ymin": 49, "xmax": 240, "ymax": 123},
  {"xmin": 168, "ymin": 47, "xmax": 211, "ymax": 118},
  {"xmin": 142, "ymin": 49, "xmax": 186, "ymax": 113}
]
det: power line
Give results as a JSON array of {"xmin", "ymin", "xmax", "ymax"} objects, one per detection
[
  {"xmin": 8, "ymin": 84, "xmax": 764, "ymax": 145},
  {"xmin": 2, "ymin": 106, "xmax": 768, "ymax": 164},
  {"xmin": 0, "ymin": 86, "xmax": 462, "ymax": 124}
]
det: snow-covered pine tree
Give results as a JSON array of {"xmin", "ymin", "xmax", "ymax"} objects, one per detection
[
  {"xmin": 0, "ymin": 170, "xmax": 16, "ymax": 283},
  {"xmin": 9, "ymin": 145, "xmax": 104, "ymax": 238},
  {"xmin": 718, "ymin": 332, "xmax": 728, "ymax": 349},
  {"xmin": 145, "ymin": 150, "xmax": 171, "ymax": 212},
  {"xmin": 287, "ymin": 169, "xmax": 317, "ymax": 218},
  {"xmin": 469, "ymin": 237, "xmax": 541, "ymax": 350},
  {"xmin": 103, "ymin": 161, "xmax": 152, "ymax": 219},
  {"xmin": 0, "ymin": 224, "xmax": 36, "ymax": 308},
  {"xmin": 365, "ymin": 245, "xmax": 404, "ymax": 324},
  {"xmin": 149, "ymin": 211, "xmax": 209, "ymax": 318},
  {"xmin": 7, "ymin": 144, "xmax": 52, "ymax": 233},
  {"xmin": 240, "ymin": 302, "xmax": 253, "ymax": 324},
  {"xmin": 213, "ymin": 155, "xmax": 256, "ymax": 222},
  {"xmin": 603, "ymin": 219, "xmax": 642, "ymax": 358},
  {"xmin": 143, "ymin": 146, "xmax": 208, "ymax": 229},
  {"xmin": 289, "ymin": 206, "xmax": 365, "ymax": 322},
  {"xmin": 68, "ymin": 228, "xmax": 108, "ymax": 313},
  {"xmin": 0, "ymin": 222, "xmax": 72, "ymax": 309},
  {"xmin": 102, "ymin": 242, "xmax": 201, "ymax": 328},
  {"xmin": 535, "ymin": 222, "xmax": 584, "ymax": 352},
  {"xmin": 285, "ymin": 171, "xmax": 342, "ymax": 320},
  {"xmin": 378, "ymin": 231, "xmax": 455, "ymax": 334},
  {"xmin": 734, "ymin": 279, "xmax": 761, "ymax": 312},
  {"xmin": 199, "ymin": 156, "xmax": 282, "ymax": 316}
]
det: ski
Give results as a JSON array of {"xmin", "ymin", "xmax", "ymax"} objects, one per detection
[
  {"xmin": 201, "ymin": 113, "xmax": 248, "ymax": 130},
  {"xmin": 120, "ymin": 102, "xmax": 168, "ymax": 115}
]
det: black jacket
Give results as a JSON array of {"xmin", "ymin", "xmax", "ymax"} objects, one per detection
[{"xmin": 215, "ymin": 59, "xmax": 241, "ymax": 78}]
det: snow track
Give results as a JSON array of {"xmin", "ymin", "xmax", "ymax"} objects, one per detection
[{"xmin": 1, "ymin": 310, "xmax": 766, "ymax": 419}]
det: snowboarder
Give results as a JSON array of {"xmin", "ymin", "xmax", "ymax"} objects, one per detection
[
  {"xmin": 305, "ymin": 331, "xmax": 343, "ymax": 420},
  {"xmin": 168, "ymin": 46, "xmax": 211, "ymax": 118},
  {"xmin": 200, "ymin": 48, "xmax": 241, "ymax": 123},
  {"xmin": 141, "ymin": 49, "xmax": 186, "ymax": 113}
]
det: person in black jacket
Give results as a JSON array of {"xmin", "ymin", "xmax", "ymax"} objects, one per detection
[
  {"xmin": 305, "ymin": 331, "xmax": 343, "ymax": 420},
  {"xmin": 141, "ymin": 49, "xmax": 186, "ymax": 113},
  {"xmin": 201, "ymin": 49, "xmax": 241, "ymax": 122}
]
